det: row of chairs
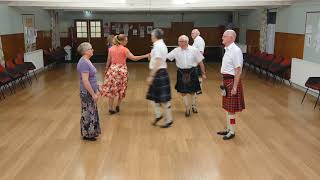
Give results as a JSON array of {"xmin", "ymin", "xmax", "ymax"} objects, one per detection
[
  {"xmin": 44, "ymin": 47, "xmax": 67, "ymax": 67},
  {"xmin": 0, "ymin": 53, "xmax": 37, "ymax": 100},
  {"xmin": 244, "ymin": 51, "xmax": 292, "ymax": 85}
]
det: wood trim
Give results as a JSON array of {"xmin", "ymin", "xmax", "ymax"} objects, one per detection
[
  {"xmin": 274, "ymin": 32, "xmax": 304, "ymax": 59},
  {"xmin": 246, "ymin": 29, "xmax": 260, "ymax": 54},
  {"xmin": 1, "ymin": 33, "xmax": 25, "ymax": 61}
]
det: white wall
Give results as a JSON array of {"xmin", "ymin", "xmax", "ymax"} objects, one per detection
[
  {"xmin": 58, "ymin": 11, "xmax": 230, "ymax": 32},
  {"xmin": 0, "ymin": 4, "xmax": 51, "ymax": 35}
]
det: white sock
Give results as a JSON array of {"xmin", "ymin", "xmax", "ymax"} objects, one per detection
[
  {"xmin": 228, "ymin": 114, "xmax": 236, "ymax": 134},
  {"xmin": 182, "ymin": 95, "xmax": 190, "ymax": 111},
  {"xmin": 191, "ymin": 93, "xmax": 197, "ymax": 108},
  {"xmin": 199, "ymin": 77, "xmax": 203, "ymax": 89},
  {"xmin": 162, "ymin": 102, "xmax": 173, "ymax": 123},
  {"xmin": 152, "ymin": 102, "xmax": 162, "ymax": 119}
]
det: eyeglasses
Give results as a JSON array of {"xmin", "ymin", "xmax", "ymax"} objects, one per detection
[{"xmin": 178, "ymin": 41, "xmax": 186, "ymax": 43}]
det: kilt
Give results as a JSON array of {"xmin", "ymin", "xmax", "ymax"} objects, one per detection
[
  {"xmin": 146, "ymin": 68, "xmax": 172, "ymax": 103},
  {"xmin": 101, "ymin": 63, "xmax": 128, "ymax": 99},
  {"xmin": 175, "ymin": 67, "xmax": 201, "ymax": 94},
  {"xmin": 222, "ymin": 74, "xmax": 245, "ymax": 113}
]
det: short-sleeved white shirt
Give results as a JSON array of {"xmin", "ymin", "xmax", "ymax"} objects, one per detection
[
  {"xmin": 167, "ymin": 45, "xmax": 204, "ymax": 69},
  {"xmin": 192, "ymin": 36, "xmax": 205, "ymax": 53},
  {"xmin": 220, "ymin": 43, "xmax": 243, "ymax": 75},
  {"xmin": 149, "ymin": 39, "xmax": 168, "ymax": 70}
]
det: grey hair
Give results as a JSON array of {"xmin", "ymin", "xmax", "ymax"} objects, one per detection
[
  {"xmin": 224, "ymin": 29, "xmax": 237, "ymax": 39},
  {"xmin": 77, "ymin": 42, "xmax": 92, "ymax": 55},
  {"xmin": 151, "ymin": 28, "xmax": 164, "ymax": 39},
  {"xmin": 179, "ymin": 35, "xmax": 189, "ymax": 43},
  {"xmin": 192, "ymin": 29, "xmax": 200, "ymax": 36}
]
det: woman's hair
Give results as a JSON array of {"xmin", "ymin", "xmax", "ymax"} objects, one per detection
[
  {"xmin": 151, "ymin": 28, "xmax": 164, "ymax": 40},
  {"xmin": 113, "ymin": 34, "xmax": 127, "ymax": 45},
  {"xmin": 77, "ymin": 42, "xmax": 92, "ymax": 55},
  {"xmin": 106, "ymin": 35, "xmax": 115, "ymax": 45}
]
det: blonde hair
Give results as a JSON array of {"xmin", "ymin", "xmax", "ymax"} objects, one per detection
[{"xmin": 113, "ymin": 34, "xmax": 127, "ymax": 45}]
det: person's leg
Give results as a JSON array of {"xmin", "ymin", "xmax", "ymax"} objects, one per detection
[
  {"xmin": 116, "ymin": 96, "xmax": 122, "ymax": 112},
  {"xmin": 223, "ymin": 112, "xmax": 236, "ymax": 140},
  {"xmin": 160, "ymin": 101, "xmax": 173, "ymax": 128},
  {"xmin": 182, "ymin": 93, "xmax": 191, "ymax": 117},
  {"xmin": 191, "ymin": 93, "xmax": 198, "ymax": 113},
  {"xmin": 108, "ymin": 97, "xmax": 116, "ymax": 114},
  {"xmin": 151, "ymin": 101, "xmax": 163, "ymax": 125}
]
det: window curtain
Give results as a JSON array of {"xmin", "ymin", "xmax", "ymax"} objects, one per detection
[{"xmin": 51, "ymin": 11, "xmax": 60, "ymax": 48}]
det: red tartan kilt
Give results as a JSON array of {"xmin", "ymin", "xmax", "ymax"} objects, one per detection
[{"xmin": 222, "ymin": 76, "xmax": 245, "ymax": 113}]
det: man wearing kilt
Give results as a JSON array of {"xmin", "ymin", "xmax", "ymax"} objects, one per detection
[
  {"xmin": 191, "ymin": 29, "xmax": 206, "ymax": 113},
  {"xmin": 146, "ymin": 28, "xmax": 173, "ymax": 128},
  {"xmin": 217, "ymin": 30, "xmax": 245, "ymax": 140},
  {"xmin": 167, "ymin": 35, "xmax": 206, "ymax": 117}
]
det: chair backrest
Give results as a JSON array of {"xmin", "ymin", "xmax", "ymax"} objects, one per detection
[
  {"xmin": 265, "ymin": 54, "xmax": 274, "ymax": 61},
  {"xmin": 280, "ymin": 57, "xmax": 292, "ymax": 67},
  {"xmin": 15, "ymin": 53, "xmax": 24, "ymax": 65},
  {"xmin": 6, "ymin": 58, "xmax": 16, "ymax": 69},
  {"xmin": 272, "ymin": 56, "xmax": 283, "ymax": 64},
  {"xmin": 0, "ymin": 65, "xmax": 5, "ymax": 73}
]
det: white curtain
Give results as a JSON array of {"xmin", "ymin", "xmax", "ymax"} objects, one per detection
[
  {"xmin": 266, "ymin": 24, "xmax": 276, "ymax": 54},
  {"xmin": 51, "ymin": 11, "xmax": 60, "ymax": 48},
  {"xmin": 0, "ymin": 36, "xmax": 4, "ymax": 66},
  {"xmin": 259, "ymin": 8, "xmax": 268, "ymax": 52}
]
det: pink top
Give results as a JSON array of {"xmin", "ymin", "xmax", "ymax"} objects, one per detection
[{"xmin": 109, "ymin": 45, "xmax": 129, "ymax": 64}]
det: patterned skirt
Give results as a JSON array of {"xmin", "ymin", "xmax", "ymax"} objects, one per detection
[
  {"xmin": 175, "ymin": 67, "xmax": 201, "ymax": 94},
  {"xmin": 101, "ymin": 63, "xmax": 128, "ymax": 98},
  {"xmin": 146, "ymin": 68, "xmax": 172, "ymax": 103},
  {"xmin": 80, "ymin": 91, "xmax": 101, "ymax": 138},
  {"xmin": 222, "ymin": 74, "xmax": 245, "ymax": 113}
]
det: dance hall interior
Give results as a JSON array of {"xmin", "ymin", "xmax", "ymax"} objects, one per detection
[{"xmin": 0, "ymin": 0, "xmax": 320, "ymax": 180}]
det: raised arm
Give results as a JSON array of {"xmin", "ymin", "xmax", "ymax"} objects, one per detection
[{"xmin": 127, "ymin": 50, "xmax": 149, "ymax": 61}]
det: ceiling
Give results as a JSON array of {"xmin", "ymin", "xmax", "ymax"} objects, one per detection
[{"xmin": 0, "ymin": 0, "xmax": 305, "ymax": 11}]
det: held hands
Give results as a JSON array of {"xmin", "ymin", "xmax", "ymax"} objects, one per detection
[{"xmin": 93, "ymin": 93, "xmax": 99, "ymax": 102}]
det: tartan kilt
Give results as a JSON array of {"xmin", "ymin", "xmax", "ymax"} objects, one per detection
[
  {"xmin": 146, "ymin": 68, "xmax": 172, "ymax": 103},
  {"xmin": 175, "ymin": 67, "xmax": 201, "ymax": 94},
  {"xmin": 222, "ymin": 74, "xmax": 245, "ymax": 112}
]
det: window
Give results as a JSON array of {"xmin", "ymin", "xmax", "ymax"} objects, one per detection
[
  {"xmin": 90, "ymin": 21, "xmax": 101, "ymax": 38},
  {"xmin": 76, "ymin": 21, "xmax": 88, "ymax": 38}
]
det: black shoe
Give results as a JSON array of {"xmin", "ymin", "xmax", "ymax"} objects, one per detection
[
  {"xmin": 116, "ymin": 106, "xmax": 120, "ymax": 112},
  {"xmin": 83, "ymin": 137, "xmax": 97, "ymax": 141},
  {"xmin": 185, "ymin": 109, "xmax": 191, "ymax": 117},
  {"xmin": 152, "ymin": 116, "xmax": 163, "ymax": 126},
  {"xmin": 160, "ymin": 121, "xmax": 173, "ymax": 128},
  {"xmin": 192, "ymin": 107, "xmax": 198, "ymax": 114},
  {"xmin": 223, "ymin": 133, "xmax": 235, "ymax": 140},
  {"xmin": 109, "ymin": 110, "xmax": 116, "ymax": 115},
  {"xmin": 217, "ymin": 129, "xmax": 229, "ymax": 136}
]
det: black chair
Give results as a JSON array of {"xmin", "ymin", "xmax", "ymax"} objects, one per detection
[{"xmin": 301, "ymin": 77, "xmax": 320, "ymax": 109}]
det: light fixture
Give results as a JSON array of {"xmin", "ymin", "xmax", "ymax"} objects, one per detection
[{"xmin": 83, "ymin": 10, "xmax": 92, "ymax": 17}]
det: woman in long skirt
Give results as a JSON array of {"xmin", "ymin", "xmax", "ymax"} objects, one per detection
[
  {"xmin": 77, "ymin": 42, "xmax": 101, "ymax": 141},
  {"xmin": 101, "ymin": 34, "xmax": 149, "ymax": 114}
]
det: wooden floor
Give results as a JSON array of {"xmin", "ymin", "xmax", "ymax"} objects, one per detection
[{"xmin": 0, "ymin": 63, "xmax": 320, "ymax": 180}]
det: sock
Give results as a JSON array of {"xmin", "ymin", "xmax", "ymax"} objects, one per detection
[
  {"xmin": 191, "ymin": 93, "xmax": 197, "ymax": 109},
  {"xmin": 199, "ymin": 77, "xmax": 203, "ymax": 90},
  {"xmin": 182, "ymin": 95, "xmax": 190, "ymax": 111},
  {"xmin": 152, "ymin": 102, "xmax": 162, "ymax": 119},
  {"xmin": 228, "ymin": 114, "xmax": 236, "ymax": 134},
  {"xmin": 162, "ymin": 102, "xmax": 173, "ymax": 123}
]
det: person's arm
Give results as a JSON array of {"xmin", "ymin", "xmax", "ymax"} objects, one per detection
[
  {"xmin": 81, "ymin": 72, "xmax": 99, "ymax": 102},
  {"xmin": 127, "ymin": 50, "xmax": 149, "ymax": 61},
  {"xmin": 167, "ymin": 48, "xmax": 176, "ymax": 61},
  {"xmin": 106, "ymin": 53, "xmax": 111, "ymax": 69},
  {"xmin": 231, "ymin": 67, "xmax": 241, "ymax": 96},
  {"xmin": 198, "ymin": 61, "xmax": 206, "ymax": 79},
  {"xmin": 231, "ymin": 50, "xmax": 243, "ymax": 96}
]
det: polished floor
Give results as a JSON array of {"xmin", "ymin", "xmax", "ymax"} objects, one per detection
[{"xmin": 0, "ymin": 63, "xmax": 320, "ymax": 180}]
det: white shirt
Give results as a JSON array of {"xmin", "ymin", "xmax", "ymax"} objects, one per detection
[
  {"xmin": 167, "ymin": 45, "xmax": 204, "ymax": 69},
  {"xmin": 149, "ymin": 39, "xmax": 168, "ymax": 70},
  {"xmin": 220, "ymin": 42, "xmax": 243, "ymax": 75},
  {"xmin": 192, "ymin": 36, "xmax": 205, "ymax": 53}
]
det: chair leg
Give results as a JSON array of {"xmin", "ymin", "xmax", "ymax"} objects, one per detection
[
  {"xmin": 301, "ymin": 88, "xmax": 309, "ymax": 104},
  {"xmin": 314, "ymin": 91, "xmax": 320, "ymax": 109},
  {"xmin": 33, "ymin": 70, "xmax": 38, "ymax": 81}
]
